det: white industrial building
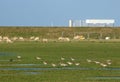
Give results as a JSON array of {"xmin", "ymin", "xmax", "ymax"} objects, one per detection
[{"xmin": 69, "ymin": 19, "xmax": 115, "ymax": 27}]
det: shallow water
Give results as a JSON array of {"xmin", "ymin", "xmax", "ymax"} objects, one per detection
[
  {"xmin": 0, "ymin": 64, "xmax": 120, "ymax": 77},
  {"xmin": 0, "ymin": 66, "xmax": 119, "ymax": 78},
  {"xmin": 0, "ymin": 72, "xmax": 41, "ymax": 76},
  {"xmin": 0, "ymin": 52, "xmax": 15, "ymax": 56},
  {"xmin": 0, "ymin": 67, "xmax": 120, "ymax": 71}
]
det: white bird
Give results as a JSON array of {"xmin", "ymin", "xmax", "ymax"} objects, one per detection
[
  {"xmin": 60, "ymin": 63, "xmax": 67, "ymax": 67},
  {"xmin": 75, "ymin": 63, "xmax": 80, "ymax": 66},
  {"xmin": 94, "ymin": 61, "xmax": 100, "ymax": 64},
  {"xmin": 67, "ymin": 61, "xmax": 73, "ymax": 65},
  {"xmin": 71, "ymin": 57, "xmax": 75, "ymax": 61},
  {"xmin": 17, "ymin": 56, "xmax": 21, "ymax": 59},
  {"xmin": 51, "ymin": 63, "xmax": 56, "ymax": 67},
  {"xmin": 17, "ymin": 56, "xmax": 21, "ymax": 61},
  {"xmin": 106, "ymin": 60, "xmax": 112, "ymax": 65},
  {"xmin": 107, "ymin": 62, "xmax": 112, "ymax": 65},
  {"xmin": 100, "ymin": 63, "xmax": 107, "ymax": 67},
  {"xmin": 87, "ymin": 59, "xmax": 92, "ymax": 63},
  {"xmin": 43, "ymin": 61, "xmax": 47, "ymax": 65},
  {"xmin": 61, "ymin": 57, "xmax": 65, "ymax": 60},
  {"xmin": 36, "ymin": 56, "xmax": 41, "ymax": 60}
]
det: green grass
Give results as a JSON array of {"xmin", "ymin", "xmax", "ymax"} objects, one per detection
[{"xmin": 0, "ymin": 42, "xmax": 120, "ymax": 82}]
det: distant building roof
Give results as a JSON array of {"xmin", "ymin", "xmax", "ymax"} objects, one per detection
[{"xmin": 86, "ymin": 19, "xmax": 115, "ymax": 24}]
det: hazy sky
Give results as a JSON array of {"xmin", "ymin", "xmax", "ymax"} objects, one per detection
[{"xmin": 0, "ymin": 0, "xmax": 120, "ymax": 26}]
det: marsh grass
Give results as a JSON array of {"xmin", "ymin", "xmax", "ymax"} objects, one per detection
[{"xmin": 0, "ymin": 42, "xmax": 120, "ymax": 82}]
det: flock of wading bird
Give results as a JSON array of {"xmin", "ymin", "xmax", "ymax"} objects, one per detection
[{"xmin": 13, "ymin": 56, "xmax": 112, "ymax": 68}]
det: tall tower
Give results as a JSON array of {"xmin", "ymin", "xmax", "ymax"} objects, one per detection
[{"xmin": 69, "ymin": 20, "xmax": 73, "ymax": 27}]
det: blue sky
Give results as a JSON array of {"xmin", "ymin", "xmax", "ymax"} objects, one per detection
[{"xmin": 0, "ymin": 0, "xmax": 120, "ymax": 26}]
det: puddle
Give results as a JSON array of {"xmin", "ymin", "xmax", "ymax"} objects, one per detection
[
  {"xmin": 23, "ymin": 72, "xmax": 41, "ymax": 75},
  {"xmin": 0, "ymin": 52, "xmax": 15, "ymax": 56},
  {"xmin": 13, "ymin": 64, "xmax": 42, "ymax": 66},
  {"xmin": 0, "ymin": 72, "xmax": 41, "ymax": 76},
  {"xmin": 0, "ymin": 67, "xmax": 120, "ymax": 71},
  {"xmin": 0, "ymin": 68, "xmax": 57, "ymax": 71},
  {"xmin": 88, "ymin": 76, "xmax": 120, "ymax": 80},
  {"xmin": 0, "ymin": 64, "xmax": 120, "ymax": 71}
]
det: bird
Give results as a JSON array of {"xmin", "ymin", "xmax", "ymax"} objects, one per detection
[
  {"xmin": 67, "ymin": 61, "xmax": 73, "ymax": 65},
  {"xmin": 87, "ymin": 59, "xmax": 92, "ymax": 63},
  {"xmin": 94, "ymin": 61, "xmax": 100, "ymax": 64},
  {"xmin": 43, "ymin": 61, "xmax": 47, "ymax": 65},
  {"xmin": 17, "ymin": 56, "xmax": 21, "ymax": 61},
  {"xmin": 36, "ymin": 56, "xmax": 41, "ymax": 60},
  {"xmin": 106, "ymin": 60, "xmax": 112, "ymax": 65},
  {"xmin": 75, "ymin": 63, "xmax": 80, "ymax": 66},
  {"xmin": 107, "ymin": 62, "xmax": 112, "ymax": 65},
  {"xmin": 100, "ymin": 63, "xmax": 107, "ymax": 67},
  {"xmin": 61, "ymin": 57, "xmax": 65, "ymax": 60},
  {"xmin": 60, "ymin": 63, "xmax": 67, "ymax": 67},
  {"xmin": 51, "ymin": 63, "xmax": 56, "ymax": 67},
  {"xmin": 71, "ymin": 57, "xmax": 75, "ymax": 61},
  {"xmin": 17, "ymin": 56, "xmax": 21, "ymax": 59}
]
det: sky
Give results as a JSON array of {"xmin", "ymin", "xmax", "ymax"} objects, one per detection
[{"xmin": 0, "ymin": 0, "xmax": 120, "ymax": 26}]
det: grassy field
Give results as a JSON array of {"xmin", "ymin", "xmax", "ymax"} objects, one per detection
[
  {"xmin": 0, "ymin": 41, "xmax": 120, "ymax": 82},
  {"xmin": 0, "ymin": 27, "xmax": 120, "ymax": 39}
]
